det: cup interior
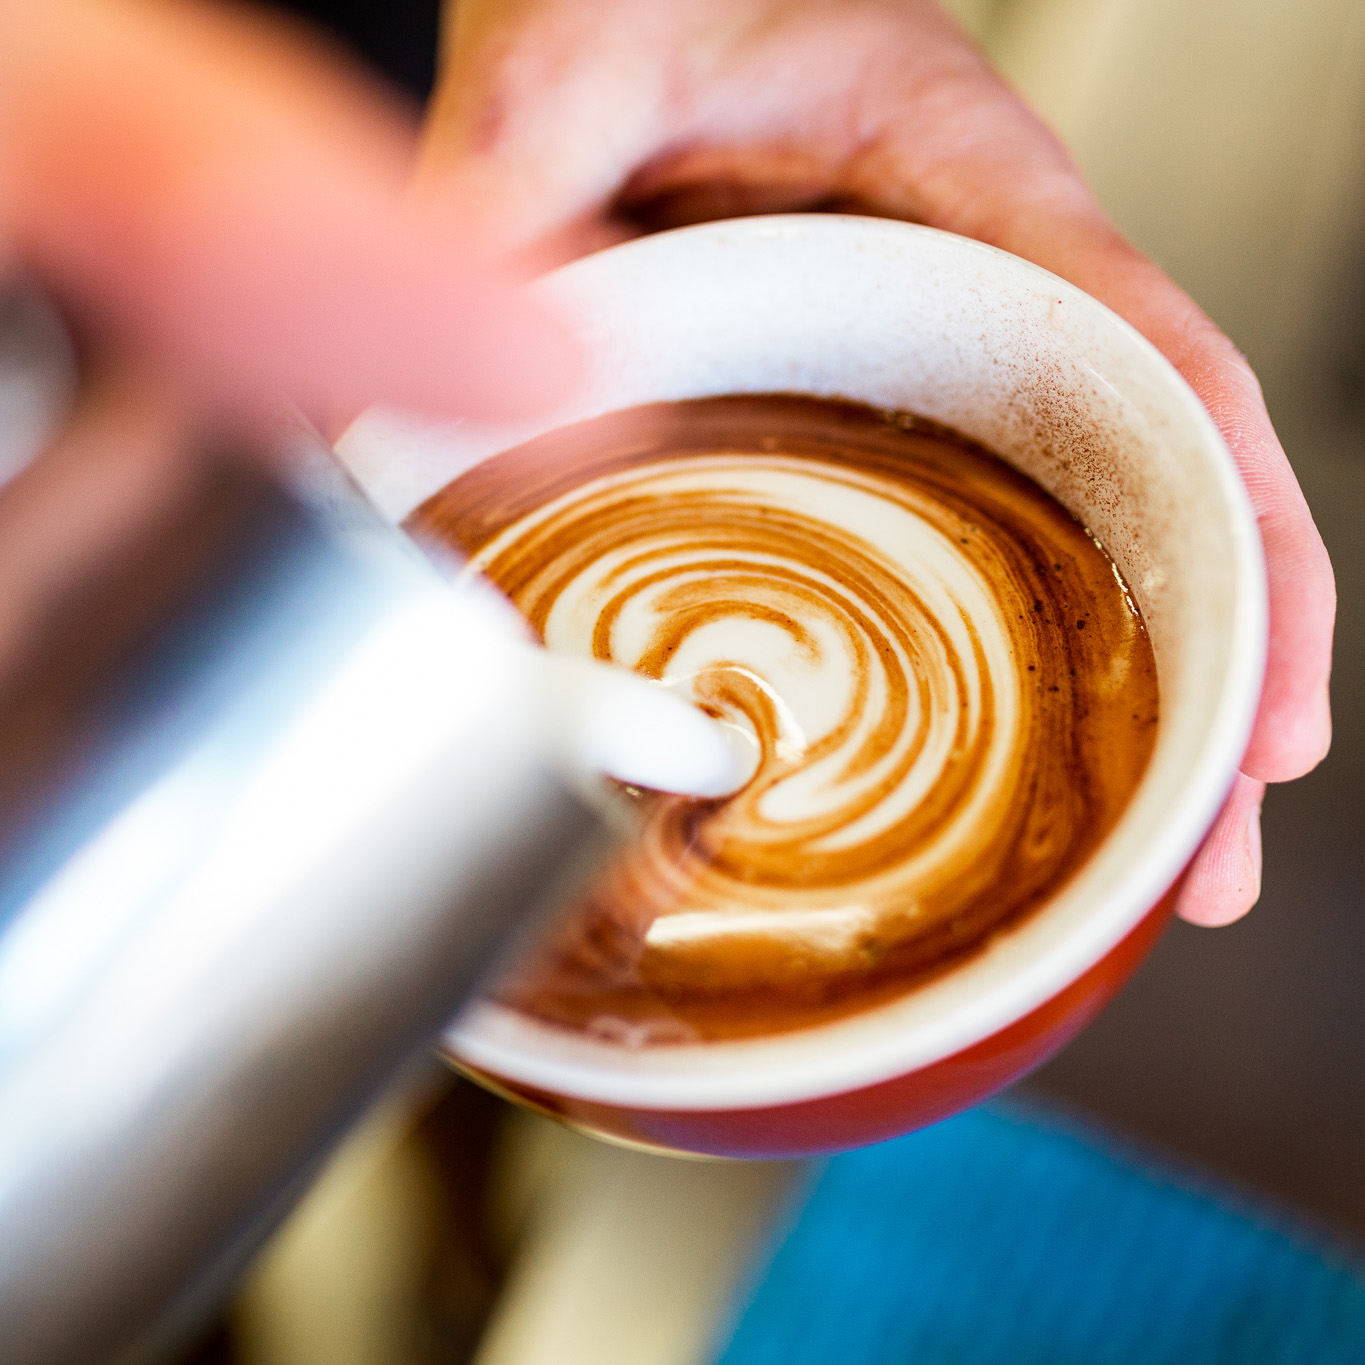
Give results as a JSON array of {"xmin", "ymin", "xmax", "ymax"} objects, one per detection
[{"xmin": 337, "ymin": 216, "xmax": 1266, "ymax": 1112}]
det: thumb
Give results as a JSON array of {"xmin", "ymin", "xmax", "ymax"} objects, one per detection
[
  {"xmin": 418, "ymin": 0, "xmax": 674, "ymax": 260},
  {"xmin": 1, "ymin": 0, "xmax": 578, "ymax": 422}
]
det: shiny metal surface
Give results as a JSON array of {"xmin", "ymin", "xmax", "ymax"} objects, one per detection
[{"xmin": 0, "ymin": 447, "xmax": 603, "ymax": 1364}]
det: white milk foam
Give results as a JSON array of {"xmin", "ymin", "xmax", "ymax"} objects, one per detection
[{"xmin": 470, "ymin": 455, "xmax": 1024, "ymax": 957}]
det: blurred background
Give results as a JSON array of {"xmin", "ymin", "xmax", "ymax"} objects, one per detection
[{"xmin": 167, "ymin": 0, "xmax": 1365, "ymax": 1360}]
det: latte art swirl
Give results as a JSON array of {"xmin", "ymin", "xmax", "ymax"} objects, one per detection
[
  {"xmin": 410, "ymin": 397, "xmax": 1158, "ymax": 1042},
  {"xmin": 499, "ymin": 459, "xmax": 1021, "ymax": 902}
]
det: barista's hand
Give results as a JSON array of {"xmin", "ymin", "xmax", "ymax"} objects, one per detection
[
  {"xmin": 0, "ymin": 0, "xmax": 576, "ymax": 420},
  {"xmin": 0, "ymin": 0, "xmax": 575, "ymax": 689},
  {"xmin": 421, "ymin": 0, "xmax": 1334, "ymax": 927}
]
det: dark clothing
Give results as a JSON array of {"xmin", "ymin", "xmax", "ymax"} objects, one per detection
[{"xmin": 269, "ymin": 0, "xmax": 442, "ymax": 102}]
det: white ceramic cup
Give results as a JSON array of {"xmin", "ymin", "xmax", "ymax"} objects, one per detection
[{"xmin": 337, "ymin": 215, "xmax": 1266, "ymax": 1157}]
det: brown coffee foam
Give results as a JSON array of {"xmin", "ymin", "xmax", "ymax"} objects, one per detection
[{"xmin": 408, "ymin": 396, "xmax": 1158, "ymax": 1043}]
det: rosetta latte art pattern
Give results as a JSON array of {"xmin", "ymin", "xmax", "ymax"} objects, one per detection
[{"xmin": 409, "ymin": 397, "xmax": 1158, "ymax": 1042}]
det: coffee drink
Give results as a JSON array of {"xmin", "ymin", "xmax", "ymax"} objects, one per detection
[{"xmin": 409, "ymin": 396, "xmax": 1158, "ymax": 1043}]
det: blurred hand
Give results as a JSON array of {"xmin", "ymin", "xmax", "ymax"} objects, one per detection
[
  {"xmin": 421, "ymin": 0, "xmax": 1335, "ymax": 927},
  {"xmin": 0, "ymin": 0, "xmax": 576, "ymax": 692}
]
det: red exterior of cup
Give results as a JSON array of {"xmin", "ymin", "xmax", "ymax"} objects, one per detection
[{"xmin": 461, "ymin": 891, "xmax": 1176, "ymax": 1159}]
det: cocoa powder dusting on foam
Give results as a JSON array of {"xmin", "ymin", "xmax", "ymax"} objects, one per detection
[{"xmin": 407, "ymin": 396, "xmax": 1159, "ymax": 1043}]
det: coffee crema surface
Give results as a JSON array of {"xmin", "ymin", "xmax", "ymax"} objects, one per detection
[{"xmin": 409, "ymin": 396, "xmax": 1159, "ymax": 1043}]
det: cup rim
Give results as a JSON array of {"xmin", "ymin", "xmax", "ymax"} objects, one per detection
[{"xmin": 341, "ymin": 215, "xmax": 1267, "ymax": 1112}]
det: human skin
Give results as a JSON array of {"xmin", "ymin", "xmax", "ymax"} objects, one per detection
[
  {"xmin": 419, "ymin": 0, "xmax": 1336, "ymax": 927},
  {"xmin": 0, "ymin": 0, "xmax": 576, "ymax": 703}
]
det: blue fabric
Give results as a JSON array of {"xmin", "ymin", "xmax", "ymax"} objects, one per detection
[{"xmin": 715, "ymin": 1102, "xmax": 1365, "ymax": 1365}]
